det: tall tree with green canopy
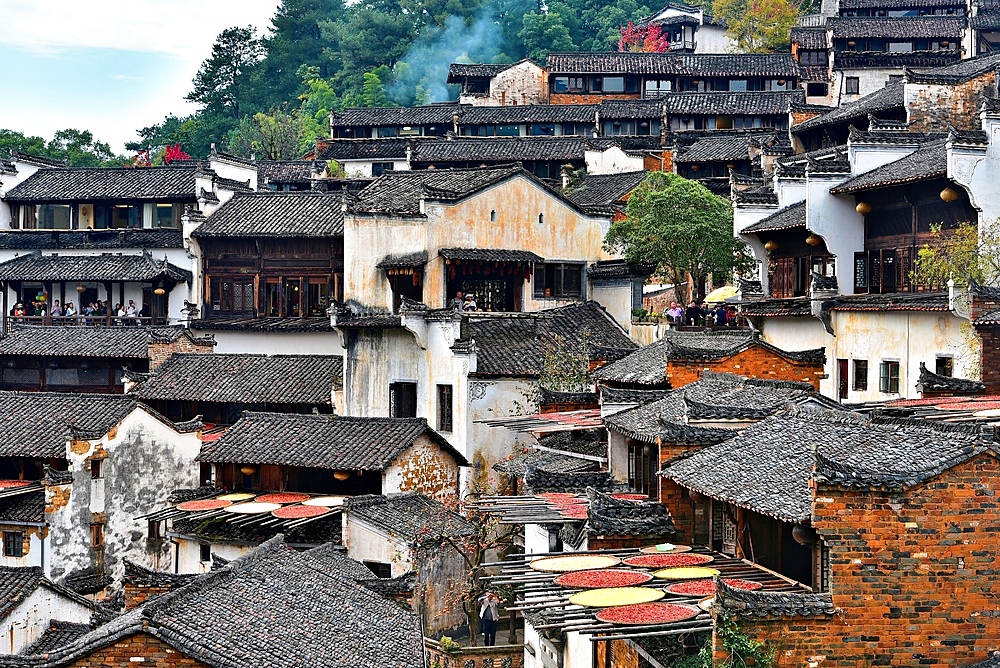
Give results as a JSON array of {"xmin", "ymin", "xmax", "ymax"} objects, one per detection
[
  {"xmin": 187, "ymin": 26, "xmax": 266, "ymax": 120},
  {"xmin": 712, "ymin": 0, "xmax": 799, "ymax": 52},
  {"xmin": 913, "ymin": 220, "xmax": 1000, "ymax": 288},
  {"xmin": 604, "ymin": 172, "xmax": 754, "ymax": 302},
  {"xmin": 1, "ymin": 128, "xmax": 124, "ymax": 167},
  {"xmin": 519, "ymin": 11, "xmax": 576, "ymax": 63}
]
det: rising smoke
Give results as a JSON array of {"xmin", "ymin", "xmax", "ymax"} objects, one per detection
[{"xmin": 389, "ymin": 10, "xmax": 506, "ymax": 105}]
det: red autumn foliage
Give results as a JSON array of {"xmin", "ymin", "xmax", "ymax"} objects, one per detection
[
  {"xmin": 164, "ymin": 143, "xmax": 190, "ymax": 164},
  {"xmin": 618, "ymin": 22, "xmax": 670, "ymax": 53}
]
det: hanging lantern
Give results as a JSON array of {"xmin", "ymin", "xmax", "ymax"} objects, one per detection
[
  {"xmin": 764, "ymin": 240, "xmax": 780, "ymax": 251},
  {"xmin": 333, "ymin": 470, "xmax": 351, "ymax": 481},
  {"xmin": 856, "ymin": 201, "xmax": 872, "ymax": 215},
  {"xmin": 153, "ymin": 280, "xmax": 166, "ymax": 296},
  {"xmin": 75, "ymin": 284, "xmax": 87, "ymax": 293},
  {"xmin": 805, "ymin": 233, "xmax": 822, "ymax": 246},
  {"xmin": 940, "ymin": 186, "xmax": 959, "ymax": 202},
  {"xmin": 240, "ymin": 465, "xmax": 257, "ymax": 476},
  {"xmin": 792, "ymin": 524, "xmax": 818, "ymax": 546}
]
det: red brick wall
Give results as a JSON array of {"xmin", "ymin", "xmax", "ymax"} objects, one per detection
[
  {"xmin": 658, "ymin": 441, "xmax": 701, "ymax": 543},
  {"xmin": 148, "ymin": 333, "xmax": 214, "ymax": 370},
  {"xmin": 549, "ymin": 93, "xmax": 640, "ymax": 105},
  {"xmin": 665, "ymin": 347, "xmax": 824, "ymax": 390},
  {"xmin": 978, "ymin": 326, "xmax": 1000, "ymax": 394},
  {"xmin": 67, "ymin": 633, "xmax": 210, "ymax": 667},
  {"xmin": 596, "ymin": 638, "xmax": 640, "ymax": 668},
  {"xmin": 730, "ymin": 453, "xmax": 1000, "ymax": 667}
]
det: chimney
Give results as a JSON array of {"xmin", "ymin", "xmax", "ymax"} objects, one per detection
[{"xmin": 561, "ymin": 166, "xmax": 572, "ymax": 190}]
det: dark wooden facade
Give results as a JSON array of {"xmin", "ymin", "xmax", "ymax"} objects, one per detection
[
  {"xmin": 200, "ymin": 237, "xmax": 344, "ymax": 319},
  {"xmin": 0, "ymin": 355, "xmax": 148, "ymax": 393},
  {"xmin": 213, "ymin": 462, "xmax": 381, "ymax": 496},
  {"xmin": 144, "ymin": 399, "xmax": 333, "ymax": 426},
  {"xmin": 760, "ymin": 228, "xmax": 836, "ymax": 298}
]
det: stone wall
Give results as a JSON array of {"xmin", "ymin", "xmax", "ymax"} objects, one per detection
[
  {"xmin": 907, "ymin": 72, "xmax": 998, "ymax": 133},
  {"xmin": 425, "ymin": 638, "xmax": 523, "ymax": 668},
  {"xmin": 147, "ymin": 331, "xmax": 214, "ymax": 371}
]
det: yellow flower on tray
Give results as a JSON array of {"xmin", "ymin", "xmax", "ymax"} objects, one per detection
[
  {"xmin": 568, "ymin": 586, "xmax": 665, "ymax": 607},
  {"xmin": 529, "ymin": 555, "xmax": 622, "ymax": 572},
  {"xmin": 653, "ymin": 567, "xmax": 721, "ymax": 580}
]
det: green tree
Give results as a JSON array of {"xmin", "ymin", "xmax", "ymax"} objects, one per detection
[
  {"xmin": 913, "ymin": 219, "xmax": 1000, "ymax": 288},
  {"xmin": 362, "ymin": 68, "xmax": 393, "ymax": 107},
  {"xmin": 187, "ymin": 26, "xmax": 266, "ymax": 119},
  {"xmin": 226, "ymin": 107, "xmax": 307, "ymax": 160},
  {"xmin": 519, "ymin": 11, "xmax": 576, "ymax": 63},
  {"xmin": 0, "ymin": 129, "xmax": 49, "ymax": 158},
  {"xmin": 712, "ymin": 0, "xmax": 799, "ymax": 52},
  {"xmin": 604, "ymin": 172, "xmax": 753, "ymax": 302},
  {"xmin": 46, "ymin": 129, "xmax": 122, "ymax": 167}
]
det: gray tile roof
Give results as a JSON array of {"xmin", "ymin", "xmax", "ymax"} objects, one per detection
[
  {"xmin": 524, "ymin": 465, "xmax": 619, "ymax": 493},
  {"xmin": 829, "ymin": 15, "xmax": 965, "ymax": 39},
  {"xmin": 792, "ymin": 81, "xmax": 904, "ymax": 132},
  {"xmin": 0, "ymin": 567, "xmax": 46, "ymax": 621},
  {"xmin": 349, "ymin": 165, "xmax": 524, "ymax": 215},
  {"xmin": 742, "ymin": 201, "xmax": 806, "ymax": 234},
  {"xmin": 0, "ymin": 392, "xmax": 137, "ymax": 457},
  {"xmin": 964, "ymin": 654, "xmax": 1000, "ymax": 668},
  {"xmin": 564, "ymin": 171, "xmax": 648, "ymax": 210},
  {"xmin": 906, "ymin": 50, "xmax": 1000, "ymax": 83},
  {"xmin": 676, "ymin": 135, "xmax": 752, "ymax": 163},
  {"xmin": 20, "ymin": 622, "xmax": 94, "ymax": 655},
  {"xmin": 331, "ymin": 104, "xmax": 461, "ymax": 128},
  {"xmin": 134, "ymin": 354, "xmax": 342, "ymax": 403},
  {"xmin": 592, "ymin": 331, "xmax": 825, "ymax": 385},
  {"xmin": 829, "ymin": 291, "xmax": 949, "ymax": 312},
  {"xmin": 256, "ymin": 161, "xmax": 316, "ymax": 185},
  {"xmin": 0, "ymin": 230, "xmax": 182, "ymax": 250},
  {"xmin": 971, "ymin": 9, "xmax": 1000, "ymax": 29},
  {"xmin": 439, "ymin": 247, "xmax": 542, "ymax": 262},
  {"xmin": 4, "ymin": 167, "xmax": 204, "ymax": 202},
  {"xmin": 916, "ymin": 362, "xmax": 986, "ymax": 395},
  {"xmin": 459, "ymin": 104, "xmax": 599, "ymax": 125},
  {"xmin": 460, "ymin": 301, "xmax": 636, "ymax": 378},
  {"xmin": 0, "ymin": 324, "xmax": 149, "ymax": 358},
  {"xmin": 192, "ymin": 192, "xmax": 344, "ymax": 237},
  {"xmin": 546, "ymin": 52, "xmax": 799, "ymax": 77},
  {"xmin": 584, "ymin": 487, "xmax": 676, "ymax": 537},
  {"xmin": 198, "ymin": 411, "xmax": 468, "ymax": 469},
  {"xmin": 447, "ymin": 62, "xmax": 517, "ymax": 81},
  {"xmin": 11, "ymin": 536, "xmax": 425, "ymax": 668},
  {"xmin": 662, "ymin": 407, "xmax": 996, "ymax": 522},
  {"xmin": 410, "ymin": 136, "xmax": 587, "ymax": 163},
  {"xmin": 170, "ymin": 512, "xmax": 343, "ymax": 547},
  {"xmin": 315, "ymin": 138, "xmax": 411, "ymax": 161},
  {"xmin": 600, "ymin": 92, "xmax": 802, "ymax": 118},
  {"xmin": 791, "ymin": 27, "xmax": 829, "ymax": 49},
  {"xmin": 345, "ymin": 492, "xmax": 475, "ymax": 542},
  {"xmin": 0, "ymin": 491, "xmax": 45, "ymax": 524},
  {"xmin": 715, "ymin": 577, "xmax": 835, "ymax": 618},
  {"xmin": 190, "ymin": 317, "xmax": 333, "ymax": 333},
  {"xmin": 0, "ymin": 252, "xmax": 191, "ymax": 283},
  {"xmin": 830, "ymin": 140, "xmax": 946, "ymax": 193}
]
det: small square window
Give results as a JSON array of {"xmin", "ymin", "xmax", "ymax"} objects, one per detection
[
  {"xmin": 90, "ymin": 459, "xmax": 103, "ymax": 479},
  {"xmin": 90, "ymin": 523, "xmax": 105, "ymax": 549},
  {"xmin": 853, "ymin": 360, "xmax": 868, "ymax": 391},
  {"xmin": 148, "ymin": 521, "xmax": 162, "ymax": 541},
  {"xmin": 935, "ymin": 356, "xmax": 954, "ymax": 377},
  {"xmin": 880, "ymin": 361, "xmax": 900, "ymax": 393},
  {"xmin": 3, "ymin": 531, "xmax": 24, "ymax": 558},
  {"xmin": 200, "ymin": 543, "xmax": 212, "ymax": 562},
  {"xmin": 845, "ymin": 77, "xmax": 860, "ymax": 95},
  {"xmin": 364, "ymin": 560, "xmax": 392, "ymax": 578}
]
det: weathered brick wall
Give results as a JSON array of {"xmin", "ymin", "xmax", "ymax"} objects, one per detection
[
  {"xmin": 147, "ymin": 333, "xmax": 214, "ymax": 371},
  {"xmin": 907, "ymin": 73, "xmax": 997, "ymax": 133},
  {"xmin": 425, "ymin": 639, "xmax": 523, "ymax": 668},
  {"xmin": 658, "ymin": 442, "xmax": 701, "ymax": 544},
  {"xmin": 124, "ymin": 584, "xmax": 173, "ymax": 610},
  {"xmin": 67, "ymin": 632, "xmax": 210, "ymax": 667},
  {"xmin": 978, "ymin": 326, "xmax": 1000, "ymax": 394},
  {"xmin": 713, "ymin": 615, "xmax": 845, "ymax": 668},
  {"xmin": 665, "ymin": 348, "xmax": 824, "ymax": 390},
  {"xmin": 549, "ymin": 93, "xmax": 640, "ymax": 105},
  {"xmin": 386, "ymin": 434, "xmax": 461, "ymax": 502},
  {"xmin": 644, "ymin": 150, "xmax": 672, "ymax": 173},
  {"xmin": 596, "ymin": 638, "xmax": 640, "ymax": 668},
  {"xmin": 731, "ymin": 453, "xmax": 1000, "ymax": 667}
]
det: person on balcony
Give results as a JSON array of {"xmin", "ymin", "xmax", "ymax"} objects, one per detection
[
  {"xmin": 65, "ymin": 302, "xmax": 77, "ymax": 318},
  {"xmin": 50, "ymin": 300, "xmax": 63, "ymax": 317}
]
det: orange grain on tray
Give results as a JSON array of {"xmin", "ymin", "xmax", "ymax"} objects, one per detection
[
  {"xmin": 271, "ymin": 504, "xmax": 330, "ymax": 519},
  {"xmin": 559, "ymin": 505, "xmax": 589, "ymax": 519},
  {"xmin": 256, "ymin": 492, "xmax": 311, "ymax": 504},
  {"xmin": 596, "ymin": 602, "xmax": 701, "ymax": 625},
  {"xmin": 610, "ymin": 493, "xmax": 648, "ymax": 501},
  {"xmin": 665, "ymin": 578, "xmax": 762, "ymax": 597},
  {"xmin": 623, "ymin": 553, "xmax": 714, "ymax": 568},
  {"xmin": 554, "ymin": 569, "xmax": 653, "ymax": 589},
  {"xmin": 176, "ymin": 498, "xmax": 233, "ymax": 512}
]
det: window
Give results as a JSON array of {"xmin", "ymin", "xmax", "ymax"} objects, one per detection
[
  {"xmin": 627, "ymin": 443, "xmax": 656, "ymax": 498},
  {"xmin": 364, "ymin": 561, "xmax": 392, "ymax": 578},
  {"xmin": 807, "ymin": 82, "xmax": 829, "ymax": 97},
  {"xmin": 729, "ymin": 79, "xmax": 747, "ymax": 92},
  {"xmin": 90, "ymin": 523, "xmax": 105, "ymax": 549},
  {"xmin": 3, "ymin": 531, "xmax": 23, "ymax": 558},
  {"xmin": 880, "ymin": 361, "xmax": 900, "ymax": 393},
  {"xmin": 148, "ymin": 520, "xmax": 162, "ymax": 541},
  {"xmin": 372, "ymin": 162, "xmax": 394, "ymax": 177},
  {"xmin": 376, "ymin": 127, "xmax": 398, "ymax": 137},
  {"xmin": 389, "ymin": 382, "xmax": 418, "ymax": 418},
  {"xmin": 93, "ymin": 204, "xmax": 138, "ymax": 229},
  {"xmin": 37, "ymin": 204, "xmax": 72, "ymax": 230},
  {"xmin": 845, "ymin": 77, "xmax": 860, "ymax": 94},
  {"xmin": 437, "ymin": 384, "xmax": 454, "ymax": 432},
  {"xmin": 490, "ymin": 210, "xmax": 497, "ymax": 223},
  {"xmin": 91, "ymin": 458, "xmax": 103, "ymax": 479},
  {"xmin": 602, "ymin": 76, "xmax": 625, "ymax": 93},
  {"xmin": 200, "ymin": 543, "xmax": 212, "ymax": 562},
  {"xmin": 143, "ymin": 203, "xmax": 179, "ymax": 229},
  {"xmin": 853, "ymin": 360, "xmax": 869, "ymax": 391},
  {"xmin": 497, "ymin": 124, "xmax": 520, "ymax": 136},
  {"xmin": 529, "ymin": 124, "xmax": 555, "ymax": 136},
  {"xmin": 935, "ymin": 356, "xmax": 954, "ymax": 377},
  {"xmin": 533, "ymin": 263, "xmax": 584, "ymax": 299}
]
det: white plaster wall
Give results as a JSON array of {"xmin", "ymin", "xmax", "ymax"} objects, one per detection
[
  {"xmin": 340, "ymin": 160, "xmax": 410, "ymax": 178},
  {"xmin": 564, "ymin": 631, "xmax": 592, "ymax": 668},
  {"xmin": 0, "ymin": 161, "xmax": 43, "ymax": 229},
  {"xmin": 585, "ymin": 147, "xmax": 645, "ymax": 175},
  {"xmin": 173, "ymin": 536, "xmax": 251, "ymax": 574},
  {"xmin": 590, "ymin": 282, "xmax": 635, "ymax": 332},
  {"xmin": 524, "ymin": 523, "xmax": 551, "ymax": 556},
  {"xmin": 344, "ymin": 515, "xmax": 411, "ymax": 577},
  {"xmin": 207, "ymin": 157, "xmax": 258, "ymax": 191},
  {"xmin": 194, "ymin": 330, "xmax": 344, "ymax": 355},
  {"xmin": 1, "ymin": 586, "xmax": 93, "ymax": 655},
  {"xmin": 488, "ymin": 61, "xmax": 548, "ymax": 107},
  {"xmin": 607, "ymin": 429, "xmax": 630, "ymax": 483},
  {"xmin": 805, "ymin": 176, "xmax": 865, "ymax": 295},
  {"xmin": 776, "ymin": 178, "xmax": 807, "ymax": 209},
  {"xmin": 952, "ymin": 119, "xmax": 997, "ymax": 225},
  {"xmin": 833, "ymin": 68, "xmax": 901, "ymax": 105},
  {"xmin": 0, "ymin": 530, "xmax": 44, "ymax": 571},
  {"xmin": 753, "ymin": 316, "xmax": 834, "ymax": 397},
  {"xmin": 523, "ymin": 621, "xmax": 541, "ymax": 668},
  {"xmin": 694, "ymin": 24, "xmax": 734, "ymax": 53},
  {"xmin": 848, "ymin": 143, "xmax": 919, "ymax": 178}
]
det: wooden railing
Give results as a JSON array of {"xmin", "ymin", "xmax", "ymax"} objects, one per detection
[{"xmin": 5, "ymin": 315, "xmax": 161, "ymax": 328}]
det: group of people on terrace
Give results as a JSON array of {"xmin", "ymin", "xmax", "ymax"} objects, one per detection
[
  {"xmin": 668, "ymin": 300, "xmax": 734, "ymax": 327},
  {"xmin": 9, "ymin": 298, "xmax": 150, "ymax": 323}
]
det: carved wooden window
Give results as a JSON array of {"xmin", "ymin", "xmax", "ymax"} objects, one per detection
[
  {"xmin": 437, "ymin": 384, "xmax": 454, "ymax": 432},
  {"xmin": 3, "ymin": 531, "xmax": 23, "ymax": 557}
]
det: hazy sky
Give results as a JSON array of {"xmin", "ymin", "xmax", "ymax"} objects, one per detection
[{"xmin": 0, "ymin": 0, "xmax": 282, "ymax": 153}]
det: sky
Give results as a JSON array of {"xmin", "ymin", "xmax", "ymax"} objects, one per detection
[{"xmin": 0, "ymin": 0, "xmax": 282, "ymax": 153}]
